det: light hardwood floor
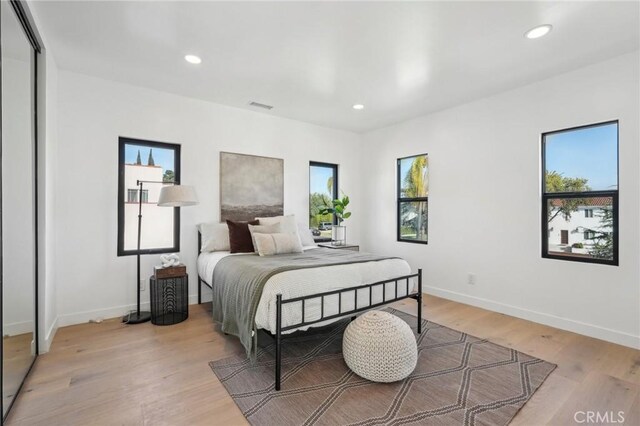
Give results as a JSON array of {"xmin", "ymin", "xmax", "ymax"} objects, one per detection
[
  {"xmin": 3, "ymin": 333, "xmax": 36, "ymax": 413},
  {"xmin": 5, "ymin": 295, "xmax": 639, "ymax": 425}
]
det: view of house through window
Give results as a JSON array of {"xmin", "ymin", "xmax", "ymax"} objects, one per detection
[
  {"xmin": 118, "ymin": 138, "xmax": 181, "ymax": 256},
  {"xmin": 309, "ymin": 162, "xmax": 338, "ymax": 240},
  {"xmin": 542, "ymin": 121, "xmax": 618, "ymax": 265},
  {"xmin": 398, "ymin": 154, "xmax": 428, "ymax": 243}
]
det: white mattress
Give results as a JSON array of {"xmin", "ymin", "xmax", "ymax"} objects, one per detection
[{"xmin": 198, "ymin": 248, "xmax": 413, "ymax": 334}]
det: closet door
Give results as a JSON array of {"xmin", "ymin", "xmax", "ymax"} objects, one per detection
[{"xmin": 1, "ymin": 0, "xmax": 38, "ymax": 419}]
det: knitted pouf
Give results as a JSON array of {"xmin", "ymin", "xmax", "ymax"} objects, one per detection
[{"xmin": 342, "ymin": 310, "xmax": 418, "ymax": 382}]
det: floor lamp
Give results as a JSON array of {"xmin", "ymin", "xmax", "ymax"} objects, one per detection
[{"xmin": 123, "ymin": 180, "xmax": 199, "ymax": 324}]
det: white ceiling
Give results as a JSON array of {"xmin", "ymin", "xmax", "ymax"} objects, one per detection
[{"xmin": 32, "ymin": 1, "xmax": 639, "ymax": 133}]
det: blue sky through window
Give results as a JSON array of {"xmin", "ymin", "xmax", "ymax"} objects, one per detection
[
  {"xmin": 400, "ymin": 158, "xmax": 412, "ymax": 189},
  {"xmin": 545, "ymin": 123, "xmax": 617, "ymax": 191},
  {"xmin": 310, "ymin": 165, "xmax": 335, "ymax": 196},
  {"xmin": 125, "ymin": 144, "xmax": 175, "ymax": 173}
]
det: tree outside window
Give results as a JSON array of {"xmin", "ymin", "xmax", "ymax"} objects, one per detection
[
  {"xmin": 542, "ymin": 121, "xmax": 618, "ymax": 265},
  {"xmin": 397, "ymin": 154, "xmax": 428, "ymax": 244},
  {"xmin": 309, "ymin": 162, "xmax": 338, "ymax": 240}
]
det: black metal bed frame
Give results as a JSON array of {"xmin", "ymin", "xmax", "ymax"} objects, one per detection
[{"xmin": 197, "ymin": 231, "xmax": 423, "ymax": 391}]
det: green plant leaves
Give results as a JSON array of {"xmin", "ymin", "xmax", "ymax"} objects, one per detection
[{"xmin": 318, "ymin": 192, "xmax": 352, "ymax": 222}]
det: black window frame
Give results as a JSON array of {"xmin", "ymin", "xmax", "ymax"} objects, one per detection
[
  {"xmin": 397, "ymin": 153, "xmax": 429, "ymax": 245},
  {"xmin": 541, "ymin": 120, "xmax": 619, "ymax": 266},
  {"xmin": 117, "ymin": 137, "xmax": 181, "ymax": 257},
  {"xmin": 309, "ymin": 161, "xmax": 339, "ymax": 239}
]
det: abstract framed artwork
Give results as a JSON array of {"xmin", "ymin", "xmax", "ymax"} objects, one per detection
[{"xmin": 220, "ymin": 152, "xmax": 284, "ymax": 222}]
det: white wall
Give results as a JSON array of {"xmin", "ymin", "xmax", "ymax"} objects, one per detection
[
  {"xmin": 28, "ymin": 1, "xmax": 61, "ymax": 353},
  {"xmin": 37, "ymin": 48, "xmax": 59, "ymax": 352},
  {"xmin": 54, "ymin": 71, "xmax": 363, "ymax": 326},
  {"xmin": 361, "ymin": 52, "xmax": 640, "ymax": 348}
]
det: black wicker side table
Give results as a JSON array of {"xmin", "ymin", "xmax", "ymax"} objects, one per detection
[{"xmin": 150, "ymin": 266, "xmax": 189, "ymax": 326}]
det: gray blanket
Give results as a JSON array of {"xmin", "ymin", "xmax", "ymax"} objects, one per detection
[{"xmin": 211, "ymin": 248, "xmax": 398, "ymax": 358}]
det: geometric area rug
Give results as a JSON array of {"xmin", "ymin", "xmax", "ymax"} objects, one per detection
[{"xmin": 209, "ymin": 308, "xmax": 556, "ymax": 426}]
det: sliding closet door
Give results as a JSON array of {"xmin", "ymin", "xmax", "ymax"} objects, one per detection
[{"xmin": 1, "ymin": 0, "xmax": 38, "ymax": 419}]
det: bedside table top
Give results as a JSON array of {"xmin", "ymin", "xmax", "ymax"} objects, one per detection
[
  {"xmin": 318, "ymin": 243, "xmax": 359, "ymax": 249},
  {"xmin": 154, "ymin": 264, "xmax": 187, "ymax": 279}
]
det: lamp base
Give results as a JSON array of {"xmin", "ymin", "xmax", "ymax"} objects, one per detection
[{"xmin": 122, "ymin": 311, "xmax": 151, "ymax": 324}]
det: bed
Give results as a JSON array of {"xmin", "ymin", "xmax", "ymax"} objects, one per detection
[{"xmin": 197, "ymin": 232, "xmax": 423, "ymax": 390}]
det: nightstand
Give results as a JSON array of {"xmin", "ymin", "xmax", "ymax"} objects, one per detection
[
  {"xmin": 318, "ymin": 243, "xmax": 360, "ymax": 252},
  {"xmin": 150, "ymin": 265, "xmax": 189, "ymax": 325}
]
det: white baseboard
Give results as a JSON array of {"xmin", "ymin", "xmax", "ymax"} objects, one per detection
[
  {"xmin": 57, "ymin": 294, "xmax": 203, "ymax": 328},
  {"xmin": 51, "ymin": 288, "xmax": 639, "ymax": 350},
  {"xmin": 40, "ymin": 316, "xmax": 59, "ymax": 353},
  {"xmin": 3, "ymin": 320, "xmax": 35, "ymax": 337},
  {"xmin": 5, "ymin": 320, "xmax": 59, "ymax": 354},
  {"xmin": 425, "ymin": 285, "xmax": 640, "ymax": 349}
]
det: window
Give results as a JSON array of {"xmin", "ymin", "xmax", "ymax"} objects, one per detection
[
  {"xmin": 397, "ymin": 154, "xmax": 428, "ymax": 244},
  {"xmin": 542, "ymin": 121, "xmax": 618, "ymax": 265},
  {"xmin": 118, "ymin": 137, "xmax": 181, "ymax": 256},
  {"xmin": 309, "ymin": 162, "xmax": 338, "ymax": 241},
  {"xmin": 127, "ymin": 189, "xmax": 149, "ymax": 203},
  {"xmin": 127, "ymin": 189, "xmax": 137, "ymax": 203}
]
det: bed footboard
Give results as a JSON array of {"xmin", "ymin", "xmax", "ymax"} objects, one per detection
[{"xmin": 274, "ymin": 268, "xmax": 423, "ymax": 391}]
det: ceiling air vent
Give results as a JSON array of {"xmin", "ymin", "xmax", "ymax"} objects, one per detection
[{"xmin": 249, "ymin": 101, "xmax": 274, "ymax": 110}]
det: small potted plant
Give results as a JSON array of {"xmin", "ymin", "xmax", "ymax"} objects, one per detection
[{"xmin": 320, "ymin": 193, "xmax": 351, "ymax": 246}]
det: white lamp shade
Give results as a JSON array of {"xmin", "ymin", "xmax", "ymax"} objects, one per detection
[{"xmin": 158, "ymin": 185, "xmax": 199, "ymax": 207}]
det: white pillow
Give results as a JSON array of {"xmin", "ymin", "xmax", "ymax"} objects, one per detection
[
  {"xmin": 197, "ymin": 222, "xmax": 230, "ymax": 252},
  {"xmin": 253, "ymin": 232, "xmax": 304, "ymax": 256},
  {"xmin": 297, "ymin": 222, "xmax": 317, "ymax": 247},
  {"xmin": 256, "ymin": 215, "xmax": 302, "ymax": 245},
  {"xmin": 256, "ymin": 214, "xmax": 297, "ymax": 233},
  {"xmin": 248, "ymin": 223, "xmax": 282, "ymax": 252}
]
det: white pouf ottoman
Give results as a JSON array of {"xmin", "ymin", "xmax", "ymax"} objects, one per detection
[{"xmin": 342, "ymin": 310, "xmax": 418, "ymax": 382}]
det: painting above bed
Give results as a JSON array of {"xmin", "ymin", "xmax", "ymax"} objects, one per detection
[{"xmin": 220, "ymin": 152, "xmax": 284, "ymax": 222}]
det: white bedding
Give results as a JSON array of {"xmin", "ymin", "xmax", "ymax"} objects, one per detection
[{"xmin": 198, "ymin": 248, "xmax": 414, "ymax": 334}]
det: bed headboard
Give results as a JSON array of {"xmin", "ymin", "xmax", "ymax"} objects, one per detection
[{"xmin": 197, "ymin": 230, "xmax": 202, "ymax": 255}]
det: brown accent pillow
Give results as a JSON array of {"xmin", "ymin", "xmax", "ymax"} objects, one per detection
[{"xmin": 226, "ymin": 219, "xmax": 259, "ymax": 253}]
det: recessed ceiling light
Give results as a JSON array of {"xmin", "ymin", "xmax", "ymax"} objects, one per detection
[
  {"xmin": 184, "ymin": 54, "xmax": 202, "ymax": 64},
  {"xmin": 352, "ymin": 104, "xmax": 365, "ymax": 110},
  {"xmin": 525, "ymin": 24, "xmax": 552, "ymax": 39}
]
